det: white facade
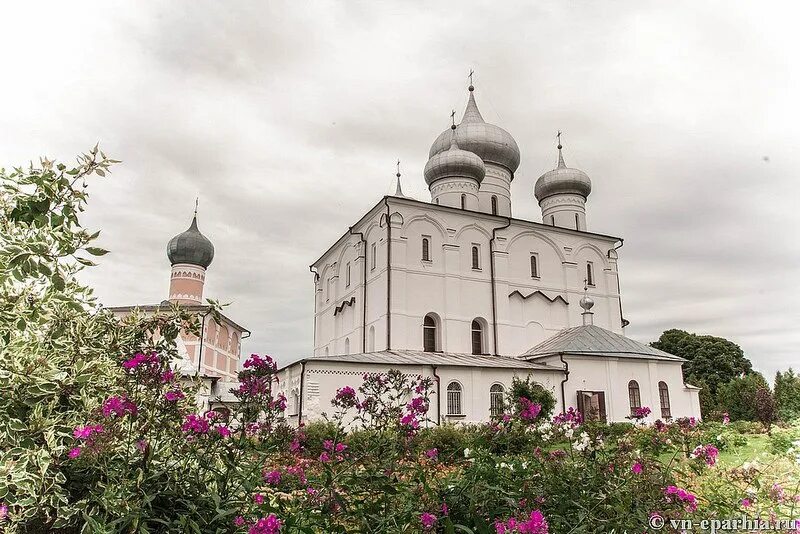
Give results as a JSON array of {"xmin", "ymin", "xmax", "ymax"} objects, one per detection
[{"xmin": 277, "ymin": 83, "xmax": 701, "ymax": 425}]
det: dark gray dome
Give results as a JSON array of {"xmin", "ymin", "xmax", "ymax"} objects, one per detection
[{"xmin": 167, "ymin": 216, "xmax": 214, "ymax": 268}]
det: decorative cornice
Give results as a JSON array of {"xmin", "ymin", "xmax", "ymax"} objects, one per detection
[
  {"xmin": 509, "ymin": 290, "xmax": 569, "ymax": 305},
  {"xmin": 333, "ymin": 296, "xmax": 356, "ymax": 316}
]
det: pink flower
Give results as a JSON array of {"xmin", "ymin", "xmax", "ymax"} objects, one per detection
[
  {"xmin": 289, "ymin": 438, "xmax": 302, "ymax": 453},
  {"xmin": 323, "ymin": 440, "xmax": 334, "ymax": 451},
  {"xmin": 400, "ymin": 412, "xmax": 420, "ymax": 430},
  {"xmin": 248, "ymin": 514, "xmax": 281, "ymax": 534},
  {"xmin": 253, "ymin": 493, "xmax": 264, "ymax": 504},
  {"xmin": 122, "ymin": 352, "xmax": 159, "ymax": 370},
  {"xmin": 181, "ymin": 414, "xmax": 210, "ymax": 434},
  {"xmin": 632, "ymin": 406, "xmax": 651, "ymax": 419},
  {"xmin": 741, "ymin": 498, "xmax": 752, "ymax": 508},
  {"xmin": 234, "ymin": 516, "xmax": 246, "ymax": 527},
  {"xmin": 73, "ymin": 424, "xmax": 103, "ymax": 440},
  {"xmin": 0, "ymin": 503, "xmax": 8, "ymax": 520},
  {"xmin": 332, "ymin": 386, "xmax": 358, "ymax": 409},
  {"xmin": 335, "ymin": 442, "xmax": 347, "ymax": 453},
  {"xmin": 664, "ymin": 485, "xmax": 698, "ymax": 512},
  {"xmin": 631, "ymin": 462, "xmax": 643, "ymax": 474},
  {"xmin": 135, "ymin": 440, "xmax": 148, "ymax": 452},
  {"xmin": 68, "ymin": 447, "xmax": 82, "ymax": 459},
  {"xmin": 161, "ymin": 369, "xmax": 176, "ymax": 383},
  {"xmin": 690, "ymin": 444, "xmax": 719, "ymax": 466},
  {"xmin": 441, "ymin": 503, "xmax": 449, "ymax": 516},
  {"xmin": 420, "ymin": 512, "xmax": 437, "ymax": 530},
  {"xmin": 319, "ymin": 452, "xmax": 330, "ymax": 463},
  {"xmin": 164, "ymin": 389, "xmax": 185, "ymax": 402},
  {"xmin": 495, "ymin": 510, "xmax": 548, "ymax": 534},
  {"xmin": 216, "ymin": 425, "xmax": 232, "ymax": 438},
  {"xmin": 518, "ymin": 398, "xmax": 542, "ymax": 422},
  {"xmin": 408, "ymin": 396, "xmax": 428, "ymax": 414},
  {"xmin": 265, "ymin": 470, "xmax": 281, "ymax": 485},
  {"xmin": 722, "ymin": 412, "xmax": 730, "ymax": 425},
  {"xmin": 102, "ymin": 396, "xmax": 138, "ymax": 418},
  {"xmin": 425, "ymin": 448, "xmax": 439, "ymax": 460}
]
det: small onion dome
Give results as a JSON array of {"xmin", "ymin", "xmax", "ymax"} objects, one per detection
[
  {"xmin": 167, "ymin": 215, "xmax": 215, "ymax": 268},
  {"xmin": 534, "ymin": 145, "xmax": 592, "ymax": 202},
  {"xmin": 424, "ymin": 130, "xmax": 486, "ymax": 186},
  {"xmin": 429, "ymin": 86, "xmax": 520, "ymax": 174}
]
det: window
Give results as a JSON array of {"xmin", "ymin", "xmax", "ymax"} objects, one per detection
[
  {"xmin": 586, "ymin": 262, "xmax": 595, "ymax": 287},
  {"xmin": 628, "ymin": 380, "xmax": 641, "ymax": 415},
  {"xmin": 326, "ymin": 278, "xmax": 331, "ymax": 302},
  {"xmin": 447, "ymin": 382, "xmax": 463, "ymax": 415},
  {"xmin": 471, "ymin": 320, "xmax": 484, "ymax": 355},
  {"xmin": 435, "ymin": 198, "xmax": 439, "ymax": 204},
  {"xmin": 550, "ymin": 215, "xmax": 555, "ymax": 226},
  {"xmin": 530, "ymin": 254, "xmax": 539, "ymax": 278},
  {"xmin": 423, "ymin": 314, "xmax": 437, "ymax": 352},
  {"xmin": 471, "ymin": 245, "xmax": 480, "ymax": 270},
  {"xmin": 292, "ymin": 390, "xmax": 300, "ymax": 416},
  {"xmin": 422, "ymin": 237, "xmax": 431, "ymax": 261},
  {"xmin": 370, "ymin": 243, "xmax": 377, "ymax": 270},
  {"xmin": 345, "ymin": 262, "xmax": 351, "ymax": 287},
  {"xmin": 491, "ymin": 195, "xmax": 498, "ymax": 215},
  {"xmin": 344, "ymin": 338, "xmax": 350, "ymax": 354},
  {"xmin": 368, "ymin": 326, "xmax": 375, "ymax": 352},
  {"xmin": 659, "ymin": 382, "xmax": 671, "ymax": 419},
  {"xmin": 460, "ymin": 194, "xmax": 466, "ymax": 209},
  {"xmin": 575, "ymin": 213, "xmax": 580, "ymax": 230},
  {"xmin": 490, "ymin": 384, "xmax": 505, "ymax": 417}
]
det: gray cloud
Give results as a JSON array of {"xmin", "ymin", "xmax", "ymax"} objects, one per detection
[{"xmin": 1, "ymin": 1, "xmax": 797, "ymax": 382}]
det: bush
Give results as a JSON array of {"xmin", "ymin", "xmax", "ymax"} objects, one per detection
[
  {"xmin": 415, "ymin": 423, "xmax": 471, "ymax": 460},
  {"xmin": 717, "ymin": 373, "xmax": 770, "ymax": 421},
  {"xmin": 509, "ymin": 375, "xmax": 556, "ymax": 421},
  {"xmin": 301, "ymin": 420, "xmax": 341, "ymax": 456}
]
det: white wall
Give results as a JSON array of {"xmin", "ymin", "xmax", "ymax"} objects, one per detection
[
  {"xmin": 312, "ymin": 197, "xmax": 624, "ymax": 358},
  {"xmin": 278, "ymin": 360, "xmax": 565, "ymax": 427}
]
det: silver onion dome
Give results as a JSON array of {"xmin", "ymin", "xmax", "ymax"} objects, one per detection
[
  {"xmin": 167, "ymin": 215, "xmax": 215, "ymax": 268},
  {"xmin": 534, "ymin": 145, "xmax": 592, "ymax": 202},
  {"xmin": 429, "ymin": 86, "xmax": 520, "ymax": 174},
  {"xmin": 424, "ymin": 128, "xmax": 486, "ymax": 186}
]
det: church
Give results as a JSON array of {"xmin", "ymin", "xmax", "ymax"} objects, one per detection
[{"xmin": 276, "ymin": 81, "xmax": 702, "ymax": 425}]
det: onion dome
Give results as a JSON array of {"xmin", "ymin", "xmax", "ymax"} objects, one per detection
[
  {"xmin": 534, "ymin": 144, "xmax": 592, "ymax": 202},
  {"xmin": 424, "ymin": 127, "xmax": 486, "ymax": 186},
  {"xmin": 429, "ymin": 85, "xmax": 520, "ymax": 174},
  {"xmin": 167, "ymin": 215, "xmax": 215, "ymax": 268}
]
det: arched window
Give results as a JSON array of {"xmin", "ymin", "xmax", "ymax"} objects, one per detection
[
  {"xmin": 471, "ymin": 320, "xmax": 484, "ymax": 355},
  {"xmin": 471, "ymin": 246, "xmax": 480, "ymax": 269},
  {"xmin": 586, "ymin": 262, "xmax": 595, "ymax": 287},
  {"xmin": 291, "ymin": 390, "xmax": 300, "ymax": 416},
  {"xmin": 575, "ymin": 213, "xmax": 580, "ymax": 230},
  {"xmin": 345, "ymin": 262, "xmax": 351, "ymax": 287},
  {"xmin": 423, "ymin": 314, "xmax": 437, "ymax": 352},
  {"xmin": 490, "ymin": 384, "xmax": 505, "ymax": 417},
  {"xmin": 368, "ymin": 326, "xmax": 375, "ymax": 352},
  {"xmin": 628, "ymin": 380, "xmax": 641, "ymax": 415},
  {"xmin": 491, "ymin": 195, "xmax": 498, "ymax": 215},
  {"xmin": 422, "ymin": 237, "xmax": 430, "ymax": 261},
  {"xmin": 344, "ymin": 337, "xmax": 350, "ymax": 355},
  {"xmin": 550, "ymin": 215, "xmax": 555, "ymax": 226},
  {"xmin": 460, "ymin": 194, "xmax": 466, "ymax": 209},
  {"xmin": 447, "ymin": 382, "xmax": 463, "ymax": 415},
  {"xmin": 659, "ymin": 382, "xmax": 671, "ymax": 419},
  {"xmin": 530, "ymin": 254, "xmax": 539, "ymax": 278},
  {"xmin": 435, "ymin": 198, "xmax": 439, "ymax": 204}
]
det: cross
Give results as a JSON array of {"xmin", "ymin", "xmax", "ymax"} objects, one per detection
[
  {"xmin": 557, "ymin": 130, "xmax": 562, "ymax": 144},
  {"xmin": 194, "ymin": 197, "xmax": 199, "ymax": 216},
  {"xmin": 396, "ymin": 159, "xmax": 401, "ymax": 177},
  {"xmin": 450, "ymin": 109, "xmax": 456, "ymax": 127},
  {"xmin": 468, "ymin": 69, "xmax": 474, "ymax": 86},
  {"xmin": 583, "ymin": 278, "xmax": 588, "ymax": 292}
]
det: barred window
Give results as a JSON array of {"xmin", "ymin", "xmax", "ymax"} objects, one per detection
[
  {"xmin": 491, "ymin": 195, "xmax": 498, "ymax": 215},
  {"xmin": 447, "ymin": 382, "xmax": 463, "ymax": 415},
  {"xmin": 659, "ymin": 382, "xmax": 671, "ymax": 419},
  {"xmin": 490, "ymin": 384, "xmax": 505, "ymax": 417},
  {"xmin": 628, "ymin": 380, "xmax": 641, "ymax": 415},
  {"xmin": 471, "ymin": 246, "xmax": 480, "ymax": 270},
  {"xmin": 530, "ymin": 254, "xmax": 539, "ymax": 278},
  {"xmin": 422, "ymin": 237, "xmax": 431, "ymax": 261},
  {"xmin": 423, "ymin": 314, "xmax": 437, "ymax": 352},
  {"xmin": 586, "ymin": 262, "xmax": 595, "ymax": 286}
]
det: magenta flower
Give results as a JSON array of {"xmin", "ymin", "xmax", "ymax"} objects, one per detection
[
  {"xmin": 690, "ymin": 444, "xmax": 719, "ymax": 466},
  {"xmin": 73, "ymin": 424, "xmax": 103, "ymax": 440},
  {"xmin": 664, "ymin": 485, "xmax": 698, "ymax": 512},
  {"xmin": 495, "ymin": 510, "xmax": 549, "ymax": 534},
  {"xmin": 420, "ymin": 512, "xmax": 437, "ymax": 530},
  {"xmin": 408, "ymin": 396, "xmax": 428, "ymax": 414},
  {"xmin": 632, "ymin": 406, "xmax": 651, "ymax": 419},
  {"xmin": 400, "ymin": 412, "xmax": 420, "ymax": 430},
  {"xmin": 425, "ymin": 448, "xmax": 439, "ymax": 460},
  {"xmin": 518, "ymin": 398, "xmax": 542, "ymax": 422},
  {"xmin": 102, "ymin": 396, "xmax": 137, "ymax": 418},
  {"xmin": 289, "ymin": 438, "xmax": 302, "ymax": 453},
  {"xmin": 441, "ymin": 503, "xmax": 449, "ymax": 516},
  {"xmin": 181, "ymin": 414, "xmax": 210, "ymax": 435},
  {"xmin": 234, "ymin": 516, "xmax": 246, "ymax": 527},
  {"xmin": 68, "ymin": 447, "xmax": 82, "ymax": 459},
  {"xmin": 216, "ymin": 425, "xmax": 232, "ymax": 438},
  {"xmin": 631, "ymin": 462, "xmax": 643, "ymax": 474},
  {"xmin": 122, "ymin": 352, "xmax": 159, "ymax": 370},
  {"xmin": 161, "ymin": 369, "xmax": 176, "ymax": 383},
  {"xmin": 164, "ymin": 389, "xmax": 185, "ymax": 402},
  {"xmin": 248, "ymin": 514, "xmax": 281, "ymax": 534},
  {"xmin": 319, "ymin": 452, "xmax": 331, "ymax": 463},
  {"xmin": 0, "ymin": 503, "xmax": 8, "ymax": 520},
  {"xmin": 253, "ymin": 493, "xmax": 264, "ymax": 504},
  {"xmin": 332, "ymin": 386, "xmax": 358, "ymax": 409},
  {"xmin": 741, "ymin": 498, "xmax": 752, "ymax": 508},
  {"xmin": 265, "ymin": 470, "xmax": 281, "ymax": 485}
]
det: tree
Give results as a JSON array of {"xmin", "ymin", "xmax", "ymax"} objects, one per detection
[
  {"xmin": 716, "ymin": 373, "xmax": 770, "ymax": 421},
  {"xmin": 754, "ymin": 387, "xmax": 778, "ymax": 431},
  {"xmin": 774, "ymin": 368, "xmax": 800, "ymax": 422},
  {"xmin": 651, "ymin": 329, "xmax": 752, "ymax": 395}
]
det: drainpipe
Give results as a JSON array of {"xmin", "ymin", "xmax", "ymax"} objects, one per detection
[
  {"xmin": 490, "ymin": 217, "xmax": 512, "ymax": 356},
  {"xmin": 383, "ymin": 198, "xmax": 392, "ymax": 350},
  {"xmin": 309, "ymin": 267, "xmax": 319, "ymax": 354},
  {"xmin": 298, "ymin": 360, "xmax": 307, "ymax": 425},
  {"xmin": 432, "ymin": 365, "xmax": 441, "ymax": 425},
  {"xmin": 559, "ymin": 353, "xmax": 570, "ymax": 412},
  {"xmin": 610, "ymin": 240, "xmax": 629, "ymax": 328},
  {"xmin": 348, "ymin": 226, "xmax": 368, "ymax": 352}
]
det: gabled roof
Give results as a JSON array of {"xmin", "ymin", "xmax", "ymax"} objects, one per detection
[
  {"xmin": 521, "ymin": 325, "xmax": 685, "ymax": 362},
  {"xmin": 281, "ymin": 350, "xmax": 564, "ymax": 372}
]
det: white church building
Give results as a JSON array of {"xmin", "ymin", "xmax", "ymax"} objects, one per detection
[{"xmin": 277, "ymin": 82, "xmax": 701, "ymax": 425}]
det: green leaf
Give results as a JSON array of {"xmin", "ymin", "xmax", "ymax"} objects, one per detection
[{"xmin": 85, "ymin": 247, "xmax": 109, "ymax": 256}]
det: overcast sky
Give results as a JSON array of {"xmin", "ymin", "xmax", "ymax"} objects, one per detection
[{"xmin": 2, "ymin": 1, "xmax": 798, "ymax": 379}]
